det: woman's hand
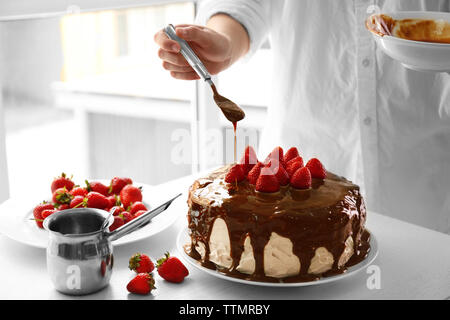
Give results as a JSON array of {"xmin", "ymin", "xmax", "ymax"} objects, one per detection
[{"xmin": 154, "ymin": 24, "xmax": 233, "ymax": 80}]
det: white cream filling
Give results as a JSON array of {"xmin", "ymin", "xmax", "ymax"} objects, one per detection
[
  {"xmin": 263, "ymin": 232, "xmax": 301, "ymax": 278},
  {"xmin": 308, "ymin": 247, "xmax": 334, "ymax": 274},
  {"xmin": 236, "ymin": 235, "xmax": 256, "ymax": 275},
  {"xmin": 338, "ymin": 236, "xmax": 354, "ymax": 268},
  {"xmin": 195, "ymin": 241, "xmax": 206, "ymax": 261},
  {"xmin": 208, "ymin": 218, "xmax": 233, "ymax": 268}
]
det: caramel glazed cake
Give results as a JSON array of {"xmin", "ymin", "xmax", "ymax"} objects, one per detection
[{"xmin": 186, "ymin": 146, "xmax": 371, "ymax": 283}]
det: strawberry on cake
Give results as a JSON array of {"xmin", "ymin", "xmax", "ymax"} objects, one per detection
[{"xmin": 186, "ymin": 146, "xmax": 370, "ymax": 283}]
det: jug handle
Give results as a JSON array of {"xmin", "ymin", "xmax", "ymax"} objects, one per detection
[{"xmin": 105, "ymin": 193, "xmax": 182, "ymax": 242}]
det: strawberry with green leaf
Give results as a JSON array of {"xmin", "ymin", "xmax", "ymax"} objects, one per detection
[{"xmin": 156, "ymin": 252, "xmax": 189, "ymax": 283}]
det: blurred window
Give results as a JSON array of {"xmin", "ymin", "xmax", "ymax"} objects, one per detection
[{"xmin": 0, "ymin": 0, "xmax": 270, "ymax": 198}]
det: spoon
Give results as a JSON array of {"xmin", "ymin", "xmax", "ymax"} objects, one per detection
[
  {"xmin": 164, "ymin": 24, "xmax": 245, "ymax": 123},
  {"xmin": 100, "ymin": 208, "xmax": 115, "ymax": 230},
  {"xmin": 210, "ymin": 83, "xmax": 245, "ymax": 123}
]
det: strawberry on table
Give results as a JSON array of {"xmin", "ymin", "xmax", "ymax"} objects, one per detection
[
  {"xmin": 290, "ymin": 167, "xmax": 312, "ymax": 189},
  {"xmin": 52, "ymin": 187, "xmax": 73, "ymax": 205},
  {"xmin": 120, "ymin": 185, "xmax": 143, "ymax": 209},
  {"xmin": 51, "ymin": 173, "xmax": 75, "ymax": 193},
  {"xmin": 127, "ymin": 273, "xmax": 155, "ymax": 295},
  {"xmin": 129, "ymin": 202, "xmax": 147, "ymax": 215},
  {"xmin": 33, "ymin": 202, "xmax": 55, "ymax": 228},
  {"xmin": 85, "ymin": 180, "xmax": 110, "ymax": 196},
  {"xmin": 156, "ymin": 252, "xmax": 189, "ymax": 283},
  {"xmin": 129, "ymin": 253, "xmax": 155, "ymax": 274},
  {"xmin": 109, "ymin": 177, "xmax": 133, "ymax": 195}
]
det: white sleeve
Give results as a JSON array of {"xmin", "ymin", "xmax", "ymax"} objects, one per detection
[{"xmin": 195, "ymin": 0, "xmax": 270, "ymax": 59}]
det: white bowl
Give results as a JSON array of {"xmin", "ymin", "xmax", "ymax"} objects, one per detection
[{"xmin": 366, "ymin": 11, "xmax": 450, "ymax": 72}]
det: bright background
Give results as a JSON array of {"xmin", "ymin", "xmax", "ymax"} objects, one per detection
[{"xmin": 0, "ymin": 1, "xmax": 272, "ymax": 198}]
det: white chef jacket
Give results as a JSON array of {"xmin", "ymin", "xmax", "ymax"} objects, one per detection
[{"xmin": 197, "ymin": 0, "xmax": 450, "ymax": 234}]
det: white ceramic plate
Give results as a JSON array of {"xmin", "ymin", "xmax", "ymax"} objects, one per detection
[
  {"xmin": 0, "ymin": 182, "xmax": 185, "ymax": 249},
  {"xmin": 367, "ymin": 11, "xmax": 450, "ymax": 72},
  {"xmin": 177, "ymin": 227, "xmax": 378, "ymax": 287}
]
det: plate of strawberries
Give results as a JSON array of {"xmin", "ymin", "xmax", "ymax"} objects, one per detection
[{"xmin": 0, "ymin": 173, "xmax": 183, "ymax": 248}]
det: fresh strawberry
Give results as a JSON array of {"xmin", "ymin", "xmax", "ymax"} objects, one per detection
[
  {"xmin": 284, "ymin": 147, "xmax": 300, "ymax": 163},
  {"xmin": 269, "ymin": 164, "xmax": 290, "ymax": 186},
  {"xmin": 52, "ymin": 187, "xmax": 73, "ymax": 205},
  {"xmin": 120, "ymin": 211, "xmax": 133, "ymax": 224},
  {"xmin": 70, "ymin": 195, "xmax": 85, "ymax": 209},
  {"xmin": 225, "ymin": 164, "xmax": 246, "ymax": 183},
  {"xmin": 109, "ymin": 177, "xmax": 133, "ymax": 195},
  {"xmin": 133, "ymin": 210, "xmax": 147, "ymax": 218},
  {"xmin": 107, "ymin": 194, "xmax": 119, "ymax": 209},
  {"xmin": 305, "ymin": 158, "xmax": 327, "ymax": 179},
  {"xmin": 247, "ymin": 162, "xmax": 263, "ymax": 185},
  {"xmin": 41, "ymin": 209, "xmax": 56, "ymax": 219},
  {"xmin": 109, "ymin": 216, "xmax": 124, "ymax": 231},
  {"xmin": 240, "ymin": 146, "xmax": 258, "ymax": 174},
  {"xmin": 56, "ymin": 204, "xmax": 70, "ymax": 211},
  {"xmin": 33, "ymin": 202, "xmax": 55, "ymax": 228},
  {"xmin": 120, "ymin": 185, "xmax": 143, "ymax": 209},
  {"xmin": 290, "ymin": 167, "xmax": 312, "ymax": 189},
  {"xmin": 110, "ymin": 205, "xmax": 124, "ymax": 216},
  {"xmin": 51, "ymin": 173, "xmax": 75, "ymax": 193},
  {"xmin": 129, "ymin": 253, "xmax": 155, "ymax": 274},
  {"xmin": 69, "ymin": 186, "xmax": 88, "ymax": 198},
  {"xmin": 255, "ymin": 167, "xmax": 280, "ymax": 193},
  {"xmin": 156, "ymin": 252, "xmax": 189, "ymax": 283},
  {"xmin": 285, "ymin": 156, "xmax": 304, "ymax": 177},
  {"xmin": 127, "ymin": 273, "xmax": 155, "ymax": 295},
  {"xmin": 264, "ymin": 146, "xmax": 284, "ymax": 167},
  {"xmin": 85, "ymin": 192, "xmax": 109, "ymax": 209},
  {"xmin": 85, "ymin": 180, "xmax": 110, "ymax": 196},
  {"xmin": 129, "ymin": 202, "xmax": 147, "ymax": 215}
]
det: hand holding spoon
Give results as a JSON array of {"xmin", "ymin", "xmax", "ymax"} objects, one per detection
[{"xmin": 164, "ymin": 24, "xmax": 245, "ymax": 123}]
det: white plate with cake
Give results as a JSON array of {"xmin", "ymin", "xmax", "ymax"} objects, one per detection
[{"xmin": 177, "ymin": 146, "xmax": 379, "ymax": 286}]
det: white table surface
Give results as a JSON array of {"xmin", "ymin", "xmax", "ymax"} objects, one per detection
[{"xmin": 0, "ymin": 174, "xmax": 449, "ymax": 300}]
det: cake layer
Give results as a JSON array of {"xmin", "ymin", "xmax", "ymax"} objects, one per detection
[{"xmin": 186, "ymin": 165, "xmax": 370, "ymax": 283}]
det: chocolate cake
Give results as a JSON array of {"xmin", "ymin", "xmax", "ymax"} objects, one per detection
[{"xmin": 186, "ymin": 147, "xmax": 371, "ymax": 283}]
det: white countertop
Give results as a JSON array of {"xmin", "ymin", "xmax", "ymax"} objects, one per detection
[{"xmin": 0, "ymin": 174, "xmax": 449, "ymax": 300}]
